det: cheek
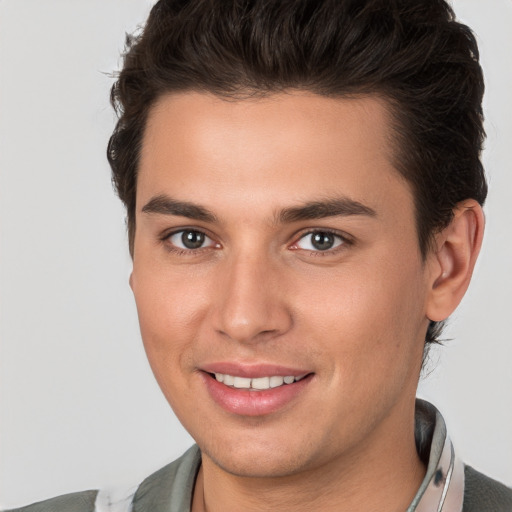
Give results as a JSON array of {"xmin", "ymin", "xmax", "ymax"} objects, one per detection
[
  {"xmin": 133, "ymin": 279, "xmax": 206, "ymax": 425},
  {"xmin": 134, "ymin": 259, "xmax": 210, "ymax": 331},
  {"xmin": 296, "ymin": 253, "xmax": 427, "ymax": 371},
  {"xmin": 131, "ymin": 267, "xmax": 209, "ymax": 385}
]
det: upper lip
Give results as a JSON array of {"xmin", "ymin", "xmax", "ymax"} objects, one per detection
[{"xmin": 200, "ymin": 362, "xmax": 312, "ymax": 378}]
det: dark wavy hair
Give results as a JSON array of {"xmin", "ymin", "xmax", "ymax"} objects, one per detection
[{"xmin": 107, "ymin": 0, "xmax": 487, "ymax": 346}]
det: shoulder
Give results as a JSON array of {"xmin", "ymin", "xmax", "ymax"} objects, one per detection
[
  {"xmin": 2, "ymin": 490, "xmax": 98, "ymax": 512},
  {"xmin": 131, "ymin": 445, "xmax": 201, "ymax": 511},
  {"xmin": 2, "ymin": 446, "xmax": 201, "ymax": 512},
  {"xmin": 463, "ymin": 465, "xmax": 512, "ymax": 512}
]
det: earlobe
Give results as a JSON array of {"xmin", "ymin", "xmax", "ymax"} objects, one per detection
[{"xmin": 426, "ymin": 199, "xmax": 485, "ymax": 322}]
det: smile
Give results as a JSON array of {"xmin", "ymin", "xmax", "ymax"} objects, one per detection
[
  {"xmin": 201, "ymin": 366, "xmax": 314, "ymax": 416},
  {"xmin": 213, "ymin": 373, "xmax": 307, "ymax": 390}
]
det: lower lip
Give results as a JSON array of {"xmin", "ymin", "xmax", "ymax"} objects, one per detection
[{"xmin": 201, "ymin": 373, "xmax": 313, "ymax": 416}]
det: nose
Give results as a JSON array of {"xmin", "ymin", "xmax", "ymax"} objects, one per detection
[{"xmin": 212, "ymin": 252, "xmax": 293, "ymax": 344}]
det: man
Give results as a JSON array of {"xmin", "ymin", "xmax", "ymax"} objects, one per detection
[{"xmin": 5, "ymin": 0, "xmax": 512, "ymax": 511}]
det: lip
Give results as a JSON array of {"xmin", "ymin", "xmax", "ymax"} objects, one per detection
[
  {"xmin": 199, "ymin": 363, "xmax": 314, "ymax": 416},
  {"xmin": 200, "ymin": 362, "xmax": 310, "ymax": 379}
]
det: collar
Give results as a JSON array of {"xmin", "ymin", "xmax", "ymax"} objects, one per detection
[{"xmin": 408, "ymin": 399, "xmax": 465, "ymax": 512}]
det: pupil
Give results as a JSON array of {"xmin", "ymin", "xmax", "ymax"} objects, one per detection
[
  {"xmin": 312, "ymin": 232, "xmax": 334, "ymax": 251},
  {"xmin": 182, "ymin": 231, "xmax": 205, "ymax": 249}
]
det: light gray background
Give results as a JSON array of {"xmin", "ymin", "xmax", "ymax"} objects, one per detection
[{"xmin": 0, "ymin": 0, "xmax": 511, "ymax": 507}]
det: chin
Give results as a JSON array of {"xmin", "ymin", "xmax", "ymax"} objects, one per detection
[
  {"xmin": 195, "ymin": 426, "xmax": 326, "ymax": 479},
  {"xmin": 203, "ymin": 445, "xmax": 313, "ymax": 479}
]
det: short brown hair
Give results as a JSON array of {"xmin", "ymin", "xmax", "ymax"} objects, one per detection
[{"xmin": 108, "ymin": 0, "xmax": 487, "ymax": 346}]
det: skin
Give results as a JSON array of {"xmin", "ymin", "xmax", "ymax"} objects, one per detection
[{"xmin": 130, "ymin": 91, "xmax": 484, "ymax": 512}]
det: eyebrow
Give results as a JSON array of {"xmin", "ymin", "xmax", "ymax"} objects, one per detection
[
  {"xmin": 141, "ymin": 195, "xmax": 217, "ymax": 223},
  {"xmin": 141, "ymin": 194, "xmax": 376, "ymax": 224},
  {"xmin": 278, "ymin": 197, "xmax": 377, "ymax": 223}
]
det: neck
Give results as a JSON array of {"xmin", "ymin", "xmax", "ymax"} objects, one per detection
[{"xmin": 192, "ymin": 403, "xmax": 426, "ymax": 512}]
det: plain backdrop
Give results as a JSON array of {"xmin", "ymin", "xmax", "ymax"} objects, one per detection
[{"xmin": 0, "ymin": 0, "xmax": 511, "ymax": 507}]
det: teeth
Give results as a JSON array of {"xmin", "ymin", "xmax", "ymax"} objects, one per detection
[
  {"xmin": 213, "ymin": 373, "xmax": 307, "ymax": 390},
  {"xmin": 223, "ymin": 374, "xmax": 235, "ymax": 386},
  {"xmin": 251, "ymin": 376, "xmax": 270, "ymax": 390},
  {"xmin": 269, "ymin": 376, "xmax": 284, "ymax": 388},
  {"xmin": 233, "ymin": 376, "xmax": 251, "ymax": 388}
]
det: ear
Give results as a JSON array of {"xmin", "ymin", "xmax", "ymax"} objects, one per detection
[{"xmin": 425, "ymin": 199, "xmax": 485, "ymax": 322}]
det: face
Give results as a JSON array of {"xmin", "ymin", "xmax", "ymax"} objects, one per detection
[{"xmin": 131, "ymin": 91, "xmax": 432, "ymax": 478}]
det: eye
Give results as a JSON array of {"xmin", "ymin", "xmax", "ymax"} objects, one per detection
[
  {"xmin": 294, "ymin": 231, "xmax": 345, "ymax": 252},
  {"xmin": 166, "ymin": 229, "xmax": 217, "ymax": 250}
]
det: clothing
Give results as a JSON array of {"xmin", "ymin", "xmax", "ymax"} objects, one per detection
[{"xmin": 4, "ymin": 400, "xmax": 512, "ymax": 512}]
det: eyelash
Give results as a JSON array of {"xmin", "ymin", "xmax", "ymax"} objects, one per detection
[
  {"xmin": 290, "ymin": 229, "xmax": 353, "ymax": 257},
  {"xmin": 160, "ymin": 228, "xmax": 219, "ymax": 256},
  {"xmin": 160, "ymin": 228, "xmax": 353, "ymax": 257}
]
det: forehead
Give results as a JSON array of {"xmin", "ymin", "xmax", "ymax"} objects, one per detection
[{"xmin": 137, "ymin": 91, "xmax": 412, "ymax": 223}]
